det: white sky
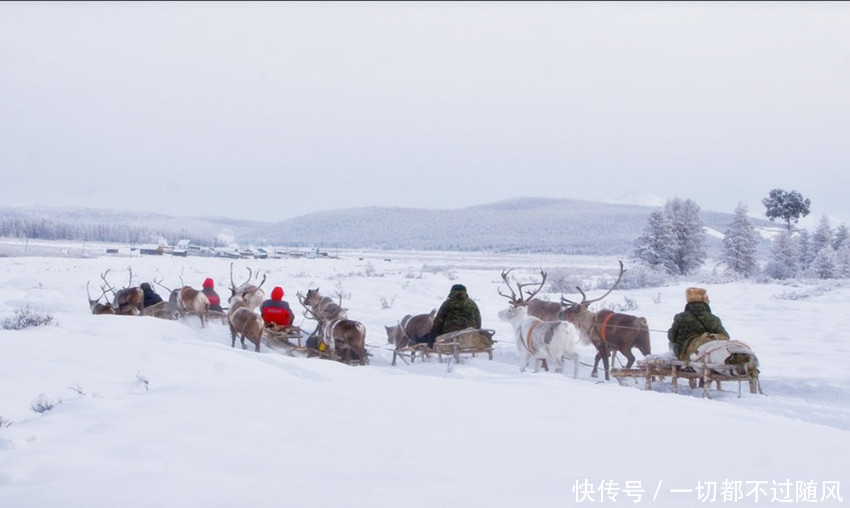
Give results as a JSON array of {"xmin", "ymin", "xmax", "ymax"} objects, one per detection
[{"xmin": 1, "ymin": 2, "xmax": 848, "ymax": 223}]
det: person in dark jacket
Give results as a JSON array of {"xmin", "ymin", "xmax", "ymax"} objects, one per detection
[
  {"xmin": 202, "ymin": 278, "xmax": 223, "ymax": 312},
  {"xmin": 668, "ymin": 287, "xmax": 730, "ymax": 360},
  {"xmin": 139, "ymin": 282, "xmax": 163, "ymax": 308},
  {"xmin": 260, "ymin": 286, "xmax": 293, "ymax": 327},
  {"xmin": 418, "ymin": 284, "xmax": 482, "ymax": 348}
]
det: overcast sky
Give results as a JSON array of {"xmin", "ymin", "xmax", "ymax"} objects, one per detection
[{"xmin": 1, "ymin": 2, "xmax": 848, "ymax": 225}]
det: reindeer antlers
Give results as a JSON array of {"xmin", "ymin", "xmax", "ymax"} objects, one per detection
[
  {"xmin": 561, "ymin": 260, "xmax": 626, "ymax": 308},
  {"xmin": 498, "ymin": 268, "xmax": 547, "ymax": 306},
  {"xmin": 230, "ymin": 262, "xmax": 266, "ymax": 289},
  {"xmin": 296, "ymin": 291, "xmax": 321, "ymax": 321}
]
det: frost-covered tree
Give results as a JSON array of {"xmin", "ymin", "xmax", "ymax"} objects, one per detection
[
  {"xmin": 811, "ymin": 214, "xmax": 833, "ymax": 255},
  {"xmin": 837, "ymin": 244, "xmax": 850, "ymax": 278},
  {"xmin": 666, "ymin": 198, "xmax": 706, "ymax": 275},
  {"xmin": 722, "ymin": 203, "xmax": 759, "ymax": 277},
  {"xmin": 762, "ymin": 188, "xmax": 811, "ymax": 230},
  {"xmin": 811, "ymin": 246, "xmax": 838, "ymax": 279},
  {"xmin": 797, "ymin": 229, "xmax": 812, "ymax": 271},
  {"xmin": 632, "ymin": 198, "xmax": 705, "ymax": 276},
  {"xmin": 765, "ymin": 229, "xmax": 800, "ymax": 279},
  {"xmin": 833, "ymin": 224, "xmax": 849, "ymax": 251},
  {"xmin": 632, "ymin": 209, "xmax": 676, "ymax": 273}
]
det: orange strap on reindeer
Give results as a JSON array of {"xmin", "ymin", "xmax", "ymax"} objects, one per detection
[
  {"xmin": 526, "ymin": 320, "xmax": 541, "ymax": 353},
  {"xmin": 598, "ymin": 312, "xmax": 615, "ymax": 342}
]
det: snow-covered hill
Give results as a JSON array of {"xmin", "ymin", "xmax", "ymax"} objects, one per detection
[{"xmin": 1, "ymin": 199, "xmax": 780, "ymax": 255}]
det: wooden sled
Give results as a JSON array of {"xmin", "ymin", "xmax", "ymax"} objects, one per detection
[
  {"xmin": 263, "ymin": 324, "xmax": 309, "ymax": 353},
  {"xmin": 611, "ymin": 342, "xmax": 762, "ymax": 399},
  {"xmin": 263, "ymin": 325, "xmax": 363, "ymax": 364},
  {"xmin": 392, "ymin": 328, "xmax": 496, "ymax": 365}
]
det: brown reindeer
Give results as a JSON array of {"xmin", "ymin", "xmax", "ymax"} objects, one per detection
[
  {"xmin": 385, "ymin": 309, "xmax": 436, "ymax": 365},
  {"xmin": 155, "ymin": 279, "xmax": 210, "ymax": 326},
  {"xmin": 87, "ymin": 281, "xmax": 116, "ymax": 315},
  {"xmin": 100, "ymin": 268, "xmax": 143, "ymax": 316},
  {"xmin": 298, "ymin": 289, "xmax": 366, "ymax": 365},
  {"xmin": 559, "ymin": 261, "xmax": 651, "ymax": 380},
  {"xmin": 385, "ymin": 310, "xmax": 436, "ymax": 348},
  {"xmin": 228, "ymin": 263, "xmax": 267, "ymax": 311},
  {"xmin": 227, "ymin": 296, "xmax": 264, "ymax": 352},
  {"xmin": 175, "ymin": 286, "xmax": 211, "ymax": 327},
  {"xmin": 298, "ymin": 288, "xmax": 348, "ymax": 337},
  {"xmin": 526, "ymin": 298, "xmax": 563, "ymax": 322},
  {"xmin": 317, "ymin": 318, "xmax": 368, "ymax": 365}
]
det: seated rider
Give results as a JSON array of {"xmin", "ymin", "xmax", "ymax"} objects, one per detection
[
  {"xmin": 260, "ymin": 286, "xmax": 293, "ymax": 327},
  {"xmin": 418, "ymin": 284, "xmax": 482, "ymax": 348},
  {"xmin": 668, "ymin": 287, "xmax": 729, "ymax": 361},
  {"xmin": 202, "ymin": 278, "xmax": 223, "ymax": 312},
  {"xmin": 139, "ymin": 282, "xmax": 163, "ymax": 308}
]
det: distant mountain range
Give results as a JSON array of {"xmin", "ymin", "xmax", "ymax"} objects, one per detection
[{"xmin": 0, "ymin": 198, "xmax": 780, "ymax": 255}]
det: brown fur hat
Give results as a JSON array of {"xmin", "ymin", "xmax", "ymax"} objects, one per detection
[{"xmin": 686, "ymin": 287, "xmax": 709, "ymax": 304}]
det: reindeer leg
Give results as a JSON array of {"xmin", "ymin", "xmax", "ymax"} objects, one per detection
[
  {"xmin": 602, "ymin": 345, "xmax": 611, "ymax": 381},
  {"xmin": 591, "ymin": 351, "xmax": 601, "ymax": 378},
  {"xmin": 519, "ymin": 352, "xmax": 530, "ymax": 373},
  {"xmin": 624, "ymin": 350, "xmax": 636, "ymax": 369}
]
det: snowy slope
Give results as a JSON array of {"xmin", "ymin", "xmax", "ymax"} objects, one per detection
[{"xmin": 0, "ymin": 251, "xmax": 848, "ymax": 507}]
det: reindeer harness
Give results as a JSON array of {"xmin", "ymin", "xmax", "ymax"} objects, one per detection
[
  {"xmin": 525, "ymin": 320, "xmax": 542, "ymax": 354},
  {"xmin": 595, "ymin": 311, "xmax": 616, "ymax": 343}
]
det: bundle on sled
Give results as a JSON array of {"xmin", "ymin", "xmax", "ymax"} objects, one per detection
[
  {"xmin": 432, "ymin": 327, "xmax": 496, "ymax": 363},
  {"xmin": 612, "ymin": 333, "xmax": 762, "ymax": 398}
]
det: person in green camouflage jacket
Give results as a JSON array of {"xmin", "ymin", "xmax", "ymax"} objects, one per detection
[
  {"xmin": 419, "ymin": 284, "xmax": 482, "ymax": 348},
  {"xmin": 668, "ymin": 287, "xmax": 730, "ymax": 360}
]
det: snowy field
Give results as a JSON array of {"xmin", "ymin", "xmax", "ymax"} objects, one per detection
[{"xmin": 1, "ymin": 241, "xmax": 849, "ymax": 507}]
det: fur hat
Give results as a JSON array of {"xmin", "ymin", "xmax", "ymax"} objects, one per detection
[
  {"xmin": 450, "ymin": 284, "xmax": 467, "ymax": 293},
  {"xmin": 686, "ymin": 287, "xmax": 709, "ymax": 304},
  {"xmin": 202, "ymin": 278, "xmax": 214, "ymax": 289},
  {"xmin": 271, "ymin": 286, "xmax": 284, "ymax": 301}
]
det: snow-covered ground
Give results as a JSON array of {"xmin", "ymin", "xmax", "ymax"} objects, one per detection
[{"xmin": 1, "ymin": 245, "xmax": 848, "ymax": 507}]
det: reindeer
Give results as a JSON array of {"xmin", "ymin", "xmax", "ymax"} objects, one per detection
[
  {"xmin": 227, "ymin": 294, "xmax": 265, "ymax": 352},
  {"xmin": 385, "ymin": 309, "xmax": 436, "ymax": 365},
  {"xmin": 86, "ymin": 281, "xmax": 116, "ymax": 315},
  {"xmin": 317, "ymin": 318, "xmax": 368, "ymax": 365},
  {"xmin": 155, "ymin": 279, "xmax": 210, "ymax": 326},
  {"xmin": 100, "ymin": 268, "xmax": 143, "ymax": 316},
  {"xmin": 228, "ymin": 263, "xmax": 267, "ymax": 311},
  {"xmin": 298, "ymin": 288, "xmax": 348, "ymax": 337},
  {"xmin": 559, "ymin": 261, "xmax": 651, "ymax": 381},
  {"xmin": 298, "ymin": 289, "xmax": 366, "ymax": 365},
  {"xmin": 385, "ymin": 309, "xmax": 436, "ymax": 349},
  {"xmin": 497, "ymin": 269, "xmax": 580, "ymax": 377}
]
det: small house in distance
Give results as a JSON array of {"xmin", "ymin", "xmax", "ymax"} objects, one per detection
[{"xmin": 139, "ymin": 245, "xmax": 164, "ymax": 256}]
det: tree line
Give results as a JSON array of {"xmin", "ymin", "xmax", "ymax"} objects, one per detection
[
  {"xmin": 631, "ymin": 189, "xmax": 850, "ymax": 280},
  {"xmin": 0, "ymin": 217, "xmax": 225, "ymax": 248}
]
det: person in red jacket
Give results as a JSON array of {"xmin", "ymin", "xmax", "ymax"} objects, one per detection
[
  {"xmin": 260, "ymin": 286, "xmax": 293, "ymax": 327},
  {"xmin": 201, "ymin": 278, "xmax": 223, "ymax": 312}
]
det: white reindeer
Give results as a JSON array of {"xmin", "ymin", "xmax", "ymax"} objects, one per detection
[{"xmin": 498, "ymin": 269, "xmax": 580, "ymax": 377}]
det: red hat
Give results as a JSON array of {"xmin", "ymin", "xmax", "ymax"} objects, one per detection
[
  {"xmin": 271, "ymin": 286, "xmax": 284, "ymax": 301},
  {"xmin": 203, "ymin": 278, "xmax": 214, "ymax": 289}
]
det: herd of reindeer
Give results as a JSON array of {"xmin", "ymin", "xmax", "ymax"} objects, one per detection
[{"xmin": 86, "ymin": 261, "xmax": 651, "ymax": 378}]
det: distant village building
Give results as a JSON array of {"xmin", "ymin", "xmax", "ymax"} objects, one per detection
[{"xmin": 139, "ymin": 245, "xmax": 164, "ymax": 256}]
